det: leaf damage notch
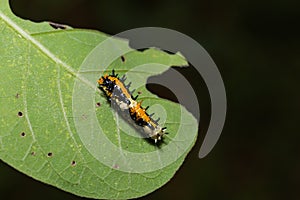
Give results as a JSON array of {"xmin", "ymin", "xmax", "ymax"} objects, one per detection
[{"xmin": 49, "ymin": 22, "xmax": 67, "ymax": 30}]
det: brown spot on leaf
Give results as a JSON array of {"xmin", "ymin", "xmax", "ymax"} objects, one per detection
[{"xmin": 113, "ymin": 164, "xmax": 119, "ymax": 169}]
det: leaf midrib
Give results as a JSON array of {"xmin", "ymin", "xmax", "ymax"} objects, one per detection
[
  {"xmin": 0, "ymin": 10, "xmax": 96, "ymax": 90},
  {"xmin": 0, "ymin": 9, "xmax": 101, "ymax": 187}
]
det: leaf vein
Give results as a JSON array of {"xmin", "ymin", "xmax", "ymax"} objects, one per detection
[{"xmin": 0, "ymin": 11, "xmax": 96, "ymax": 90}]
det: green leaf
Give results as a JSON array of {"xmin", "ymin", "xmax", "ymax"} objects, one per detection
[{"xmin": 0, "ymin": 0, "xmax": 198, "ymax": 199}]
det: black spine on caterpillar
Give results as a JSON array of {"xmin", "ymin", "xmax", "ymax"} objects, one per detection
[{"xmin": 98, "ymin": 69, "xmax": 167, "ymax": 143}]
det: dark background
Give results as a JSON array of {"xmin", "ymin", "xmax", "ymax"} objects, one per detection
[{"xmin": 1, "ymin": 0, "xmax": 300, "ymax": 199}]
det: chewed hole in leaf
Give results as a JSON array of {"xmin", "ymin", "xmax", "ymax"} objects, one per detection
[
  {"xmin": 71, "ymin": 161, "xmax": 76, "ymax": 166},
  {"xmin": 17, "ymin": 111, "xmax": 23, "ymax": 117},
  {"xmin": 121, "ymin": 55, "xmax": 125, "ymax": 62},
  {"xmin": 49, "ymin": 22, "xmax": 67, "ymax": 30},
  {"xmin": 20, "ymin": 132, "xmax": 26, "ymax": 137},
  {"xmin": 146, "ymin": 83, "xmax": 179, "ymax": 103}
]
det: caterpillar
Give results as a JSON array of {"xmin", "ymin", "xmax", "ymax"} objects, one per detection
[{"xmin": 97, "ymin": 69, "xmax": 167, "ymax": 143}]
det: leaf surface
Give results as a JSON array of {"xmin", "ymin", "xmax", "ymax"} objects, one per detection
[{"xmin": 0, "ymin": 0, "xmax": 198, "ymax": 199}]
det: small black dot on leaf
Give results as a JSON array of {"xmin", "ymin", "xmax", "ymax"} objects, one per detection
[
  {"xmin": 71, "ymin": 161, "xmax": 76, "ymax": 166},
  {"xmin": 18, "ymin": 111, "xmax": 23, "ymax": 117},
  {"xmin": 15, "ymin": 93, "xmax": 20, "ymax": 98},
  {"xmin": 31, "ymin": 152, "xmax": 36, "ymax": 156},
  {"xmin": 20, "ymin": 132, "xmax": 26, "ymax": 137},
  {"xmin": 121, "ymin": 55, "xmax": 125, "ymax": 62},
  {"xmin": 47, "ymin": 152, "xmax": 53, "ymax": 157},
  {"xmin": 138, "ymin": 91, "xmax": 142, "ymax": 95},
  {"xmin": 96, "ymin": 102, "xmax": 101, "ymax": 107}
]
